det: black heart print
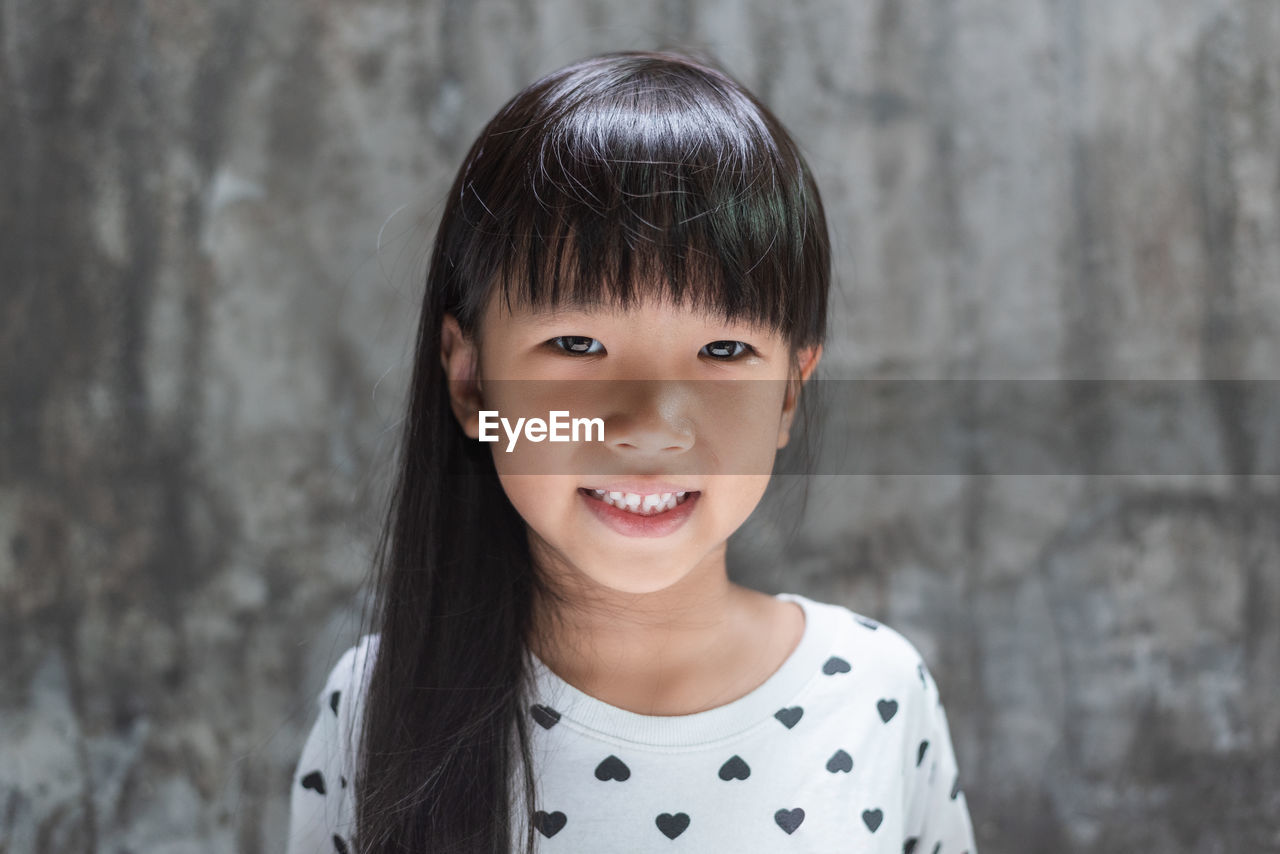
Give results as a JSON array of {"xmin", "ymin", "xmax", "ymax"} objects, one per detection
[
  {"xmin": 329, "ymin": 690, "xmax": 341, "ymax": 716},
  {"xmin": 822, "ymin": 656, "xmax": 851, "ymax": 675},
  {"xmin": 301, "ymin": 770, "xmax": 326, "ymax": 795},
  {"xmin": 862, "ymin": 808, "xmax": 883, "ymax": 832},
  {"xmin": 917, "ymin": 740, "xmax": 930, "ymax": 766},
  {"xmin": 332, "ymin": 835, "xmax": 349, "ymax": 854},
  {"xmin": 855, "ymin": 615, "xmax": 880, "ymax": 630},
  {"xmin": 877, "ymin": 699, "xmax": 898, "ymax": 722},
  {"xmin": 932, "ymin": 843, "xmax": 942, "ymax": 854},
  {"xmin": 917, "ymin": 662, "xmax": 927, "ymax": 689},
  {"xmin": 775, "ymin": 807, "xmax": 805, "ymax": 834},
  {"xmin": 904, "ymin": 836, "xmax": 919, "ymax": 853},
  {"xmin": 531, "ymin": 704, "xmax": 561, "ymax": 729},
  {"xmin": 950, "ymin": 772, "xmax": 961, "ymax": 800},
  {"xmin": 534, "ymin": 810, "xmax": 567, "ymax": 838},
  {"xmin": 340, "ymin": 775, "xmax": 347, "ymax": 789},
  {"xmin": 774, "ymin": 706, "xmax": 804, "ymax": 729},
  {"xmin": 595, "ymin": 755, "xmax": 630, "ymax": 781},
  {"xmin": 719, "ymin": 755, "xmax": 750, "ymax": 780},
  {"xmin": 826, "ymin": 749, "xmax": 853, "ymax": 773},
  {"xmin": 656, "ymin": 812, "xmax": 690, "ymax": 839}
]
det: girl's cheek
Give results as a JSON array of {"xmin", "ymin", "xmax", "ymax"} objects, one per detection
[
  {"xmin": 718, "ymin": 475, "xmax": 772, "ymax": 515},
  {"xmin": 494, "ymin": 475, "xmax": 574, "ymax": 532}
]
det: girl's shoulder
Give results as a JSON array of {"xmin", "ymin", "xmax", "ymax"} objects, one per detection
[
  {"xmin": 310, "ymin": 634, "xmax": 381, "ymax": 742},
  {"xmin": 318, "ymin": 633, "xmax": 380, "ymax": 695},
  {"xmin": 784, "ymin": 592, "xmax": 947, "ymax": 696}
]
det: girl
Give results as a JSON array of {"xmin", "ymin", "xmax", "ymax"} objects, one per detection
[{"xmin": 287, "ymin": 49, "xmax": 977, "ymax": 854}]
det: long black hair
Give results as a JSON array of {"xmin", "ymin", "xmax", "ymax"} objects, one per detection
[{"xmin": 352, "ymin": 47, "xmax": 832, "ymax": 853}]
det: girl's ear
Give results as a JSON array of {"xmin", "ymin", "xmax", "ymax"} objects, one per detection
[
  {"xmin": 777, "ymin": 344, "xmax": 822, "ymax": 449},
  {"xmin": 440, "ymin": 313, "xmax": 485, "ymax": 440}
]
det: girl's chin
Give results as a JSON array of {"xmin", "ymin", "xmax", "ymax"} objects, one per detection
[
  {"xmin": 584, "ymin": 571, "xmax": 692, "ymax": 597},
  {"xmin": 556, "ymin": 551, "xmax": 697, "ymax": 596}
]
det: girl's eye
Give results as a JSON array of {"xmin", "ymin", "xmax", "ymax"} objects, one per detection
[
  {"xmin": 549, "ymin": 337, "xmax": 757, "ymax": 360},
  {"xmin": 702, "ymin": 340, "xmax": 755, "ymax": 360},
  {"xmin": 550, "ymin": 335, "xmax": 604, "ymax": 355}
]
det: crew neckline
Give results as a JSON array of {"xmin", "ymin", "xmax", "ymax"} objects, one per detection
[{"xmin": 527, "ymin": 592, "xmax": 829, "ymax": 748}]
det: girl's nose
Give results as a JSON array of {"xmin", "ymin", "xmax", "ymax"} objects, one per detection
[{"xmin": 603, "ymin": 381, "xmax": 695, "ymax": 454}]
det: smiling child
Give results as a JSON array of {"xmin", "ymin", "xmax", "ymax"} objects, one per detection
[{"xmin": 287, "ymin": 48, "xmax": 978, "ymax": 854}]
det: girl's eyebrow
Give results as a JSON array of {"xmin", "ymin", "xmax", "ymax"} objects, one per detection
[
  {"xmin": 507, "ymin": 305, "xmax": 596, "ymax": 326},
  {"xmin": 506, "ymin": 301, "xmax": 775, "ymax": 335}
]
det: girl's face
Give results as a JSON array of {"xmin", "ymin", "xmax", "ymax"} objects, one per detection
[{"xmin": 441, "ymin": 289, "xmax": 821, "ymax": 596}]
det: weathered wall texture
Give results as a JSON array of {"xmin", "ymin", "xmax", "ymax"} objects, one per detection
[{"xmin": 2, "ymin": 0, "xmax": 1278, "ymax": 851}]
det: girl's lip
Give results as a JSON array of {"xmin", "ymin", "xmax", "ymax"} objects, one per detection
[
  {"xmin": 578, "ymin": 488, "xmax": 699, "ymax": 538},
  {"xmin": 580, "ymin": 483, "xmax": 699, "ymax": 495}
]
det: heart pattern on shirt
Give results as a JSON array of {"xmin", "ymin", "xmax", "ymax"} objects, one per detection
[
  {"xmin": 511, "ymin": 647, "xmax": 950, "ymax": 845},
  {"xmin": 775, "ymin": 807, "xmax": 805, "ymax": 834},
  {"xmin": 656, "ymin": 812, "xmax": 690, "ymax": 839},
  {"xmin": 774, "ymin": 705, "xmax": 804, "ymax": 728},
  {"xmin": 534, "ymin": 810, "xmax": 567, "ymax": 837},
  {"xmin": 530, "ymin": 704, "xmax": 561, "ymax": 729},
  {"xmin": 300, "ymin": 770, "xmax": 326, "ymax": 796},
  {"xmin": 595, "ymin": 755, "xmax": 630, "ymax": 781},
  {"xmin": 719, "ymin": 754, "xmax": 751, "ymax": 780},
  {"xmin": 878, "ymin": 698, "xmax": 899, "ymax": 722},
  {"xmin": 822, "ymin": 655, "xmax": 851, "ymax": 674}
]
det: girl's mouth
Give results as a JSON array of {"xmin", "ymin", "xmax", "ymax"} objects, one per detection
[
  {"xmin": 579, "ymin": 488, "xmax": 695, "ymax": 516},
  {"xmin": 577, "ymin": 488, "xmax": 700, "ymax": 538}
]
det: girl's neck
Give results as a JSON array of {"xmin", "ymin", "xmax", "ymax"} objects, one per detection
[{"xmin": 528, "ymin": 559, "xmax": 803, "ymax": 716}]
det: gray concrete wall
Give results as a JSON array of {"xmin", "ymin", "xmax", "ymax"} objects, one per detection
[{"xmin": 2, "ymin": 1, "xmax": 1278, "ymax": 851}]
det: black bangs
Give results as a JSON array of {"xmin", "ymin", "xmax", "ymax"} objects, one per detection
[{"xmin": 438, "ymin": 50, "xmax": 829, "ymax": 350}]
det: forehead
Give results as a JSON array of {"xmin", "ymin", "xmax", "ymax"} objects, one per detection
[{"xmin": 483, "ymin": 289, "xmax": 772, "ymax": 333}]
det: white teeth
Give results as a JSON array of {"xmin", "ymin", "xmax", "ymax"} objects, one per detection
[
  {"xmin": 641, "ymin": 494, "xmax": 664, "ymax": 511},
  {"xmin": 586, "ymin": 489, "xmax": 692, "ymax": 516}
]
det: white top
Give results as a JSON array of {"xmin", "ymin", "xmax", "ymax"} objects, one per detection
[{"xmin": 287, "ymin": 592, "xmax": 978, "ymax": 853}]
